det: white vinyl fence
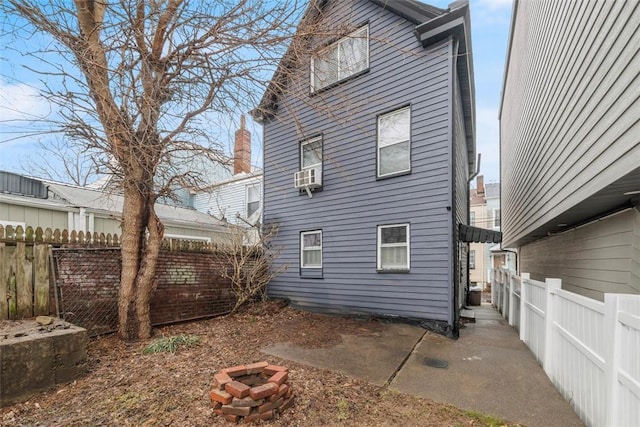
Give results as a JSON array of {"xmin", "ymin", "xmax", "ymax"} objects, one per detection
[{"xmin": 492, "ymin": 269, "xmax": 640, "ymax": 427}]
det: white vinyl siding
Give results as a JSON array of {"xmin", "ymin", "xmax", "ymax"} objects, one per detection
[
  {"xmin": 378, "ymin": 106, "xmax": 411, "ymax": 177},
  {"xmin": 246, "ymin": 184, "xmax": 260, "ymax": 219},
  {"xmin": 377, "ymin": 224, "xmax": 410, "ymax": 271},
  {"xmin": 193, "ymin": 175, "xmax": 262, "ymax": 226},
  {"xmin": 311, "ymin": 25, "xmax": 369, "ymax": 91},
  {"xmin": 301, "ymin": 230, "xmax": 322, "ymax": 268}
]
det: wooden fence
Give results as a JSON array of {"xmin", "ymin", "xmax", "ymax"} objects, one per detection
[
  {"xmin": 0, "ymin": 225, "xmax": 228, "ymax": 320},
  {"xmin": 492, "ymin": 268, "xmax": 640, "ymax": 427}
]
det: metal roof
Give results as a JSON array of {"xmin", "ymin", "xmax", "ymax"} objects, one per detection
[{"xmin": 459, "ymin": 224, "xmax": 502, "ymax": 243}]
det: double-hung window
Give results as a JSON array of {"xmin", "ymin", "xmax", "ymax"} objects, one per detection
[
  {"xmin": 301, "ymin": 137, "xmax": 322, "ymax": 172},
  {"xmin": 245, "ymin": 184, "xmax": 260, "ymax": 219},
  {"xmin": 301, "ymin": 230, "xmax": 322, "ymax": 268},
  {"xmin": 470, "ymin": 250, "xmax": 476, "ymax": 270},
  {"xmin": 377, "ymin": 106, "xmax": 411, "ymax": 177},
  {"xmin": 493, "ymin": 209, "xmax": 501, "ymax": 228},
  {"xmin": 311, "ymin": 25, "xmax": 369, "ymax": 92},
  {"xmin": 377, "ymin": 224, "xmax": 410, "ymax": 271}
]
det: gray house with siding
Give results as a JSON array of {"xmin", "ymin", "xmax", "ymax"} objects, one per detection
[
  {"xmin": 254, "ymin": 0, "xmax": 484, "ymax": 335},
  {"xmin": 500, "ymin": 0, "xmax": 640, "ymax": 300}
]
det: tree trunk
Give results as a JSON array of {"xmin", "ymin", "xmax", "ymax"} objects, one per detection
[{"xmin": 118, "ymin": 171, "xmax": 163, "ymax": 340}]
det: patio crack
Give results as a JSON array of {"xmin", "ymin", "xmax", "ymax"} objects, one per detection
[{"xmin": 383, "ymin": 328, "xmax": 427, "ymax": 387}]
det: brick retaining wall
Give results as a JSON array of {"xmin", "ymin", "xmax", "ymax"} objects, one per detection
[{"xmin": 52, "ymin": 248, "xmax": 237, "ymax": 336}]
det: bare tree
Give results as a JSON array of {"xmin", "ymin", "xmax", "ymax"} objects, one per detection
[
  {"xmin": 1, "ymin": 0, "xmax": 305, "ymax": 339},
  {"xmin": 1, "ymin": 0, "xmax": 413, "ymax": 339},
  {"xmin": 221, "ymin": 221, "xmax": 288, "ymax": 313},
  {"xmin": 20, "ymin": 136, "xmax": 106, "ymax": 186}
]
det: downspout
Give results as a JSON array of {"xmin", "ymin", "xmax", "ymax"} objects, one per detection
[{"xmin": 450, "ymin": 37, "xmax": 460, "ymax": 338}]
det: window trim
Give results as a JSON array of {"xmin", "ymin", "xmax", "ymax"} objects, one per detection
[
  {"xmin": 245, "ymin": 183, "xmax": 260, "ymax": 219},
  {"xmin": 376, "ymin": 105, "xmax": 412, "ymax": 179},
  {"xmin": 299, "ymin": 135, "xmax": 323, "ymax": 195},
  {"xmin": 301, "ymin": 230, "xmax": 322, "ymax": 269},
  {"xmin": 310, "ymin": 25, "xmax": 370, "ymax": 93},
  {"xmin": 377, "ymin": 223, "xmax": 410, "ymax": 272}
]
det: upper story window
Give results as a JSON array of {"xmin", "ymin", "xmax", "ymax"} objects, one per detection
[
  {"xmin": 470, "ymin": 211, "xmax": 475, "ymax": 226},
  {"xmin": 301, "ymin": 230, "xmax": 322, "ymax": 268},
  {"xmin": 301, "ymin": 136, "xmax": 323, "ymax": 171},
  {"xmin": 493, "ymin": 209, "xmax": 501, "ymax": 228},
  {"xmin": 377, "ymin": 224, "xmax": 410, "ymax": 271},
  {"xmin": 311, "ymin": 25, "xmax": 369, "ymax": 92},
  {"xmin": 378, "ymin": 106, "xmax": 411, "ymax": 178},
  {"xmin": 246, "ymin": 184, "xmax": 260, "ymax": 219}
]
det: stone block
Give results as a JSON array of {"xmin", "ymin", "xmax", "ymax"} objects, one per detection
[
  {"xmin": 263, "ymin": 364, "xmax": 288, "ymax": 376},
  {"xmin": 222, "ymin": 404, "xmax": 251, "ymax": 416},
  {"xmin": 245, "ymin": 361, "xmax": 268, "ymax": 374},
  {"xmin": 223, "ymin": 365, "xmax": 248, "ymax": 377},
  {"xmin": 268, "ymin": 371, "xmax": 288, "ymax": 386},
  {"xmin": 210, "ymin": 389, "xmax": 233, "ymax": 405},
  {"xmin": 231, "ymin": 397, "xmax": 263, "ymax": 408},
  {"xmin": 226, "ymin": 381, "xmax": 250, "ymax": 399},
  {"xmin": 249, "ymin": 382, "xmax": 279, "ymax": 400}
]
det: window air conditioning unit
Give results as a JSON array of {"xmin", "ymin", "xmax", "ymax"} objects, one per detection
[{"xmin": 294, "ymin": 168, "xmax": 322, "ymax": 189}]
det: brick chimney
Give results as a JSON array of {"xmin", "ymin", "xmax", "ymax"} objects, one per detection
[
  {"xmin": 476, "ymin": 175, "xmax": 485, "ymax": 196},
  {"xmin": 234, "ymin": 115, "xmax": 251, "ymax": 175}
]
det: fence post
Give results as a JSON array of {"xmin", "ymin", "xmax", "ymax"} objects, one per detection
[
  {"xmin": 520, "ymin": 273, "xmax": 530, "ymax": 342},
  {"xmin": 543, "ymin": 278, "xmax": 561, "ymax": 380},
  {"xmin": 603, "ymin": 293, "xmax": 620, "ymax": 427},
  {"xmin": 508, "ymin": 272, "xmax": 516, "ymax": 326}
]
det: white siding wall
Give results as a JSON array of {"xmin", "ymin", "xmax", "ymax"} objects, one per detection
[
  {"xmin": 194, "ymin": 175, "xmax": 262, "ymax": 226},
  {"xmin": 520, "ymin": 208, "xmax": 640, "ymax": 301},
  {"xmin": 500, "ymin": 0, "xmax": 640, "ymax": 246},
  {"xmin": 0, "ymin": 204, "xmax": 69, "ymax": 230}
]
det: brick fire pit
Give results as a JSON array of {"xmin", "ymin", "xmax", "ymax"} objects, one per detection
[{"xmin": 210, "ymin": 361, "xmax": 294, "ymax": 423}]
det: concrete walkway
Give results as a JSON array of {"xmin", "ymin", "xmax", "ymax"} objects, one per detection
[{"xmin": 263, "ymin": 303, "xmax": 584, "ymax": 426}]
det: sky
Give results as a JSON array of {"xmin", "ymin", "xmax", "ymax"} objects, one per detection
[{"xmin": 0, "ymin": 0, "xmax": 512, "ymax": 185}]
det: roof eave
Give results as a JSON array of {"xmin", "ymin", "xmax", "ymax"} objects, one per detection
[{"xmin": 414, "ymin": 2, "xmax": 476, "ymax": 173}]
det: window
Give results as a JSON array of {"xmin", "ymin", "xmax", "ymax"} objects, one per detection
[
  {"xmin": 301, "ymin": 136, "xmax": 322, "ymax": 171},
  {"xmin": 311, "ymin": 25, "xmax": 369, "ymax": 92},
  {"xmin": 246, "ymin": 184, "xmax": 260, "ymax": 219},
  {"xmin": 493, "ymin": 209, "xmax": 501, "ymax": 228},
  {"xmin": 377, "ymin": 106, "xmax": 411, "ymax": 177},
  {"xmin": 470, "ymin": 250, "xmax": 476, "ymax": 269},
  {"xmin": 470, "ymin": 212, "xmax": 475, "ymax": 226},
  {"xmin": 301, "ymin": 230, "xmax": 322, "ymax": 268},
  {"xmin": 377, "ymin": 224, "xmax": 410, "ymax": 271}
]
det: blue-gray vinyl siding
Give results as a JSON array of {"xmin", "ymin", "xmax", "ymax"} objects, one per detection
[
  {"xmin": 453, "ymin": 59, "xmax": 469, "ymax": 315},
  {"xmin": 262, "ymin": 0, "xmax": 461, "ymax": 323}
]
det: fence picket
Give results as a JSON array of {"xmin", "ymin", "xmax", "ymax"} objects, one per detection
[{"xmin": 493, "ymin": 268, "xmax": 640, "ymax": 427}]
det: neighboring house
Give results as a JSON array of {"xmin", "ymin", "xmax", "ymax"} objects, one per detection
[
  {"xmin": 484, "ymin": 181, "xmax": 515, "ymax": 273},
  {"xmin": 0, "ymin": 170, "xmax": 235, "ymax": 243},
  {"xmin": 469, "ymin": 176, "xmax": 487, "ymax": 288},
  {"xmin": 194, "ymin": 116, "xmax": 263, "ymax": 228},
  {"xmin": 254, "ymin": 0, "xmax": 497, "ymax": 335},
  {"xmin": 500, "ymin": 0, "xmax": 640, "ymax": 300}
]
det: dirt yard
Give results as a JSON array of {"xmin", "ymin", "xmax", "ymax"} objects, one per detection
[{"xmin": 1, "ymin": 301, "xmax": 513, "ymax": 426}]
